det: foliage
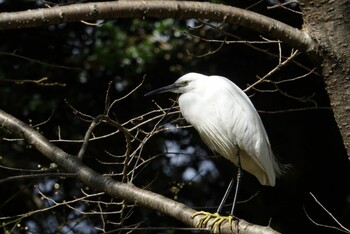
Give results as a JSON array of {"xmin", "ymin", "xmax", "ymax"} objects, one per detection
[{"xmin": 0, "ymin": 1, "xmax": 349, "ymax": 233}]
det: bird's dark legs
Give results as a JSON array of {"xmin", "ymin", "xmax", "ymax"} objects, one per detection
[
  {"xmin": 216, "ymin": 149, "xmax": 242, "ymax": 216},
  {"xmin": 216, "ymin": 175, "xmax": 235, "ymax": 214},
  {"xmin": 231, "ymin": 149, "xmax": 242, "ymax": 215},
  {"xmin": 192, "ymin": 150, "xmax": 242, "ymax": 232}
]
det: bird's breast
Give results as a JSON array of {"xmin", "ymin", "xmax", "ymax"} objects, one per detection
[
  {"xmin": 178, "ymin": 92, "xmax": 210, "ymax": 126},
  {"xmin": 178, "ymin": 92, "xmax": 239, "ymax": 160}
]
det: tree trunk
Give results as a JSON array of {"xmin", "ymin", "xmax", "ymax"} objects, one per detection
[{"xmin": 299, "ymin": 0, "xmax": 350, "ymax": 158}]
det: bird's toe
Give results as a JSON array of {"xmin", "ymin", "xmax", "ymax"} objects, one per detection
[{"xmin": 192, "ymin": 211, "xmax": 234, "ymax": 233}]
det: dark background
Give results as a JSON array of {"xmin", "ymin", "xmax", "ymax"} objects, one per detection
[{"xmin": 0, "ymin": 0, "xmax": 349, "ymax": 233}]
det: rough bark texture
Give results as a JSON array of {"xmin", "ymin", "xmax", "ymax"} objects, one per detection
[
  {"xmin": 299, "ymin": 0, "xmax": 350, "ymax": 158},
  {"xmin": 0, "ymin": 109, "xmax": 279, "ymax": 234},
  {"xmin": 0, "ymin": 1, "xmax": 316, "ymax": 53}
]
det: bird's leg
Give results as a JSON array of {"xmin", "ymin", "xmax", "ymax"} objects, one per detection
[
  {"xmin": 192, "ymin": 149, "xmax": 243, "ymax": 233},
  {"xmin": 192, "ymin": 177, "xmax": 235, "ymax": 233},
  {"xmin": 231, "ymin": 148, "xmax": 242, "ymax": 215},
  {"xmin": 216, "ymin": 175, "xmax": 235, "ymax": 214},
  {"xmin": 192, "ymin": 211, "xmax": 234, "ymax": 233},
  {"xmin": 192, "ymin": 178, "xmax": 236, "ymax": 233}
]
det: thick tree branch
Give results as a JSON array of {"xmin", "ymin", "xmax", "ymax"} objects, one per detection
[
  {"xmin": 0, "ymin": 109, "xmax": 279, "ymax": 234},
  {"xmin": 0, "ymin": 1, "xmax": 317, "ymax": 55}
]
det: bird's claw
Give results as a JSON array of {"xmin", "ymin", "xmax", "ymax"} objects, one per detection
[{"xmin": 192, "ymin": 211, "xmax": 234, "ymax": 233}]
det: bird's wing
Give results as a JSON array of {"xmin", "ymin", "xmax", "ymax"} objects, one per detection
[{"xmin": 211, "ymin": 77, "xmax": 277, "ymax": 185}]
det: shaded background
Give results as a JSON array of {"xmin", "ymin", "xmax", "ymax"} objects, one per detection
[{"xmin": 0, "ymin": 0, "xmax": 349, "ymax": 233}]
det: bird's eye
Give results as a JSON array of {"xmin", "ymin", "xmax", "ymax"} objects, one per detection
[{"xmin": 180, "ymin": 81, "xmax": 188, "ymax": 86}]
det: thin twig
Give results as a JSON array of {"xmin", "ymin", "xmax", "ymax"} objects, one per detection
[
  {"xmin": 244, "ymin": 50, "xmax": 300, "ymax": 92},
  {"xmin": 309, "ymin": 192, "xmax": 350, "ymax": 233},
  {"xmin": 107, "ymin": 75, "xmax": 146, "ymax": 115},
  {"xmin": 77, "ymin": 115, "xmax": 104, "ymax": 159}
]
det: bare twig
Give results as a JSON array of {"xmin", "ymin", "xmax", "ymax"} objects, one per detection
[
  {"xmin": 1, "ymin": 77, "xmax": 66, "ymax": 86},
  {"xmin": 305, "ymin": 192, "xmax": 350, "ymax": 233},
  {"xmin": 0, "ymin": 52, "xmax": 81, "ymax": 70},
  {"xmin": 77, "ymin": 115, "xmax": 104, "ymax": 159},
  {"xmin": 244, "ymin": 49, "xmax": 300, "ymax": 91},
  {"xmin": 107, "ymin": 75, "xmax": 146, "ymax": 115},
  {"xmin": 0, "ymin": 173, "xmax": 76, "ymax": 185}
]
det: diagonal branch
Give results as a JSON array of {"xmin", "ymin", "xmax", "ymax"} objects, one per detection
[
  {"xmin": 0, "ymin": 1, "xmax": 317, "ymax": 55},
  {"xmin": 0, "ymin": 108, "xmax": 279, "ymax": 233}
]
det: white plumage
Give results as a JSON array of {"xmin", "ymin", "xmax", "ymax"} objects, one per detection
[{"xmin": 147, "ymin": 72, "xmax": 282, "ymax": 186}]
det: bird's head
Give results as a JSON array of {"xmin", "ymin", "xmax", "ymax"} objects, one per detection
[{"xmin": 145, "ymin": 72, "xmax": 206, "ymax": 96}]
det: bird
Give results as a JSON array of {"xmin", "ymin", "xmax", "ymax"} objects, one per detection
[{"xmin": 145, "ymin": 72, "xmax": 283, "ymax": 231}]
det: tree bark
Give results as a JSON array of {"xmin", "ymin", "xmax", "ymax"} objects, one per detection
[
  {"xmin": 0, "ymin": 1, "xmax": 316, "ymax": 53},
  {"xmin": 0, "ymin": 109, "xmax": 279, "ymax": 234},
  {"xmin": 299, "ymin": 0, "xmax": 350, "ymax": 158}
]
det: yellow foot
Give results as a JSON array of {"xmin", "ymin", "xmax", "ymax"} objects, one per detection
[{"xmin": 192, "ymin": 211, "xmax": 234, "ymax": 233}]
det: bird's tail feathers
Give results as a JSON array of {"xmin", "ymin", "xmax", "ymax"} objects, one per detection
[{"xmin": 272, "ymin": 153, "xmax": 291, "ymax": 177}]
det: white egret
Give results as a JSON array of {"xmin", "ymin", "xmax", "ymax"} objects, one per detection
[{"xmin": 146, "ymin": 72, "xmax": 283, "ymax": 231}]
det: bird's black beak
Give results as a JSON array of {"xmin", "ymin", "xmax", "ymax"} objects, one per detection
[{"xmin": 145, "ymin": 83, "xmax": 178, "ymax": 97}]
